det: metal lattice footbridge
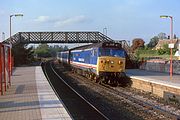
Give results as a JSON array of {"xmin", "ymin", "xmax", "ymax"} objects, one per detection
[
  {"xmin": 3, "ymin": 32, "xmax": 115, "ymax": 45},
  {"xmin": 2, "ymin": 31, "xmax": 134, "ymax": 67},
  {"xmin": 3, "ymin": 31, "xmax": 131, "ymax": 54}
]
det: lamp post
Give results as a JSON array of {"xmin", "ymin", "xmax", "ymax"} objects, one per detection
[
  {"xmin": 10, "ymin": 14, "xmax": 23, "ymax": 41},
  {"xmin": 2, "ymin": 32, "xmax": 5, "ymax": 41},
  {"xmin": 160, "ymin": 15, "xmax": 173, "ymax": 79},
  {"xmin": 9, "ymin": 14, "xmax": 23, "ymax": 77},
  {"xmin": 103, "ymin": 27, "xmax": 107, "ymax": 36}
]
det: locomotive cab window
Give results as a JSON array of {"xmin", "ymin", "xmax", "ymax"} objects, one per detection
[
  {"xmin": 99, "ymin": 48, "xmax": 125, "ymax": 58},
  {"xmin": 99, "ymin": 48, "xmax": 110, "ymax": 56}
]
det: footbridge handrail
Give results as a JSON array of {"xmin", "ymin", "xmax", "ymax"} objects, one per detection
[{"xmin": 3, "ymin": 31, "xmax": 114, "ymax": 45}]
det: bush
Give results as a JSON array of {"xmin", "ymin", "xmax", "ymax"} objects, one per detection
[
  {"xmin": 157, "ymin": 49, "xmax": 166, "ymax": 55},
  {"xmin": 157, "ymin": 44, "xmax": 176, "ymax": 55}
]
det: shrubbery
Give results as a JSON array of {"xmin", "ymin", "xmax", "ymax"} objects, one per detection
[
  {"xmin": 134, "ymin": 44, "xmax": 176, "ymax": 61},
  {"xmin": 157, "ymin": 44, "xmax": 176, "ymax": 55}
]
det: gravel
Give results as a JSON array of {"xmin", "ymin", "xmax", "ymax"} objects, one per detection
[{"xmin": 54, "ymin": 62, "xmax": 180, "ymax": 120}]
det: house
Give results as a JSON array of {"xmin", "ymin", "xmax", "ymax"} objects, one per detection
[
  {"xmin": 155, "ymin": 39, "xmax": 179, "ymax": 50},
  {"xmin": 155, "ymin": 39, "xmax": 180, "ymax": 60}
]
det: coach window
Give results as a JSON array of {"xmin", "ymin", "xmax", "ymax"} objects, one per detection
[
  {"xmin": 91, "ymin": 50, "xmax": 94, "ymax": 56},
  {"xmin": 70, "ymin": 53, "xmax": 73, "ymax": 59},
  {"xmin": 94, "ymin": 49, "xmax": 97, "ymax": 56},
  {"xmin": 92, "ymin": 49, "xmax": 97, "ymax": 56}
]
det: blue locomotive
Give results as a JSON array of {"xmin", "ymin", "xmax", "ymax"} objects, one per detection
[{"xmin": 57, "ymin": 42, "xmax": 127, "ymax": 85}]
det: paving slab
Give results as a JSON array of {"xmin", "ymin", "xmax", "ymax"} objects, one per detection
[{"xmin": 0, "ymin": 66, "xmax": 72, "ymax": 120}]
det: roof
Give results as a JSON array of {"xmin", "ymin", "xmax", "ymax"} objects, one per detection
[
  {"xmin": 70, "ymin": 42, "xmax": 123, "ymax": 51},
  {"xmin": 155, "ymin": 39, "xmax": 179, "ymax": 50}
]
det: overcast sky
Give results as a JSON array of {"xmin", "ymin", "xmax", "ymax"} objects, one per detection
[{"xmin": 0, "ymin": 0, "xmax": 180, "ymax": 44}]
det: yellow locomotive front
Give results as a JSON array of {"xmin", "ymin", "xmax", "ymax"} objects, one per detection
[
  {"xmin": 97, "ymin": 56, "xmax": 125, "ymax": 74},
  {"xmin": 96, "ymin": 42, "xmax": 126, "ymax": 84}
]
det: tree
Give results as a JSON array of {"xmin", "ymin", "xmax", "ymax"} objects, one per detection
[
  {"xmin": 12, "ymin": 43, "xmax": 34, "ymax": 66},
  {"xmin": 158, "ymin": 32, "xmax": 167, "ymax": 39},
  {"xmin": 34, "ymin": 44, "xmax": 69, "ymax": 58},
  {"xmin": 147, "ymin": 36, "xmax": 159, "ymax": 48},
  {"xmin": 49, "ymin": 45, "xmax": 64, "ymax": 57},
  {"xmin": 131, "ymin": 38, "xmax": 145, "ymax": 51},
  {"xmin": 63, "ymin": 45, "xmax": 69, "ymax": 51},
  {"xmin": 34, "ymin": 43, "xmax": 51, "ymax": 58}
]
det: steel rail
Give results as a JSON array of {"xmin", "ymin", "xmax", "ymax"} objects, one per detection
[
  {"xmin": 42, "ymin": 61, "xmax": 109, "ymax": 120},
  {"xmin": 68, "ymin": 71, "xmax": 180, "ymax": 120},
  {"xmin": 41, "ymin": 62, "xmax": 73, "ymax": 119},
  {"xmin": 101, "ymin": 83, "xmax": 180, "ymax": 120}
]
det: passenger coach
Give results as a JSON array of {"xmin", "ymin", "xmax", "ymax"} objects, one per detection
[{"xmin": 57, "ymin": 42, "xmax": 127, "ymax": 84}]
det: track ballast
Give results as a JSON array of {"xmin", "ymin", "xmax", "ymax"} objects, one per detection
[{"xmin": 41, "ymin": 61, "xmax": 108, "ymax": 120}]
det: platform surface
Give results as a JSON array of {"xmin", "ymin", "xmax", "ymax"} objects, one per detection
[
  {"xmin": 0, "ymin": 66, "xmax": 72, "ymax": 120},
  {"xmin": 126, "ymin": 69, "xmax": 180, "ymax": 88}
]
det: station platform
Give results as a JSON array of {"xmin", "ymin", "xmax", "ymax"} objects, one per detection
[
  {"xmin": 126, "ymin": 69, "xmax": 180, "ymax": 101},
  {"xmin": 0, "ymin": 66, "xmax": 72, "ymax": 120},
  {"xmin": 126, "ymin": 69, "xmax": 180, "ymax": 88}
]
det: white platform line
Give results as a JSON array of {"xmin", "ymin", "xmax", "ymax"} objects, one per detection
[
  {"xmin": 127, "ymin": 74, "xmax": 180, "ymax": 89},
  {"xmin": 35, "ymin": 66, "xmax": 72, "ymax": 120}
]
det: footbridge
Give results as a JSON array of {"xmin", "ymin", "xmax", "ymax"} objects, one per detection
[
  {"xmin": 3, "ymin": 31, "xmax": 115, "ymax": 45},
  {"xmin": 2, "ymin": 31, "xmax": 130, "ymax": 50},
  {"xmin": 3, "ymin": 31, "xmax": 133, "ymax": 63}
]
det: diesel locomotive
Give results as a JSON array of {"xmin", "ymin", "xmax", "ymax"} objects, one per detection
[{"xmin": 57, "ymin": 42, "xmax": 127, "ymax": 85}]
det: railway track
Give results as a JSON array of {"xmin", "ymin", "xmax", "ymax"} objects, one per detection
[
  {"xmin": 41, "ymin": 61, "xmax": 109, "ymax": 120},
  {"xmin": 100, "ymin": 84, "xmax": 180, "ymax": 120},
  {"xmin": 53, "ymin": 63, "xmax": 180, "ymax": 120}
]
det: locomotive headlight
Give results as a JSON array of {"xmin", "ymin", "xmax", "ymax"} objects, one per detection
[
  {"xmin": 110, "ymin": 61, "xmax": 114, "ymax": 64},
  {"xmin": 119, "ymin": 61, "xmax": 123, "ymax": 65}
]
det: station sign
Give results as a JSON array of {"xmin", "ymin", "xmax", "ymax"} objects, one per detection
[{"xmin": 168, "ymin": 43, "xmax": 174, "ymax": 48}]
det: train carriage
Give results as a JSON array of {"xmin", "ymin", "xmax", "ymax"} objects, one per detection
[
  {"xmin": 70, "ymin": 47, "xmax": 97, "ymax": 74},
  {"xmin": 57, "ymin": 51, "xmax": 70, "ymax": 64},
  {"xmin": 57, "ymin": 42, "xmax": 127, "ymax": 84}
]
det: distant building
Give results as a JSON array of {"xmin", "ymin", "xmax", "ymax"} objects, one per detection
[{"xmin": 155, "ymin": 39, "xmax": 180, "ymax": 50}]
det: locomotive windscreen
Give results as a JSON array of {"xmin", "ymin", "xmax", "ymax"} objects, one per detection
[{"xmin": 102, "ymin": 42, "xmax": 122, "ymax": 49}]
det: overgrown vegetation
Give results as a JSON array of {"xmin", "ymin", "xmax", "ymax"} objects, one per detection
[
  {"xmin": 34, "ymin": 43, "xmax": 68, "ymax": 58},
  {"xmin": 134, "ymin": 44, "xmax": 177, "ymax": 60},
  {"xmin": 12, "ymin": 43, "xmax": 34, "ymax": 66},
  {"xmin": 147, "ymin": 36, "xmax": 159, "ymax": 48},
  {"xmin": 12, "ymin": 43, "xmax": 69, "ymax": 66},
  {"xmin": 157, "ymin": 44, "xmax": 176, "ymax": 55},
  {"xmin": 131, "ymin": 38, "xmax": 145, "ymax": 51},
  {"xmin": 131, "ymin": 32, "xmax": 177, "ymax": 61}
]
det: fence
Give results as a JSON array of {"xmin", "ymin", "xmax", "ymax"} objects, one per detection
[
  {"xmin": 0, "ymin": 43, "xmax": 13, "ymax": 95},
  {"xmin": 140, "ymin": 59, "xmax": 180, "ymax": 74}
]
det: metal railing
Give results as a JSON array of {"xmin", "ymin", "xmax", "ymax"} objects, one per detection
[{"xmin": 3, "ymin": 32, "xmax": 114, "ymax": 45}]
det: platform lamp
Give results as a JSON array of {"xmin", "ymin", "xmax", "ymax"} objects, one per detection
[
  {"xmin": 9, "ymin": 14, "xmax": 23, "ymax": 77},
  {"xmin": 160, "ymin": 15, "xmax": 173, "ymax": 80},
  {"xmin": 103, "ymin": 27, "xmax": 107, "ymax": 36}
]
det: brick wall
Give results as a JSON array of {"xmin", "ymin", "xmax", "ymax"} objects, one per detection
[{"xmin": 131, "ymin": 78, "xmax": 180, "ymax": 102}]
